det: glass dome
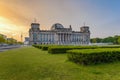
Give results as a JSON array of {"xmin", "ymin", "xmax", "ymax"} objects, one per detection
[{"xmin": 51, "ymin": 23, "xmax": 64, "ymax": 30}]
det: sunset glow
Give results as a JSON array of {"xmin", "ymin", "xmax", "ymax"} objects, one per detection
[
  {"xmin": 0, "ymin": 0, "xmax": 120, "ymax": 41},
  {"xmin": 0, "ymin": 16, "xmax": 28, "ymax": 41},
  {"xmin": 0, "ymin": 1, "xmax": 29, "ymax": 41}
]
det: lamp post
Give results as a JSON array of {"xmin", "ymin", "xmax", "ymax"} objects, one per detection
[
  {"xmin": 21, "ymin": 33, "xmax": 23, "ymax": 42},
  {"xmin": 11, "ymin": 33, "xmax": 16, "ymax": 45},
  {"xmin": 20, "ymin": 32, "xmax": 29, "ymax": 45}
]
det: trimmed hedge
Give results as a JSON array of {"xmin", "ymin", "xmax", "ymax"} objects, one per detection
[
  {"xmin": 48, "ymin": 46, "xmax": 98, "ymax": 54},
  {"xmin": 32, "ymin": 45, "xmax": 43, "ymax": 49},
  {"xmin": 41, "ymin": 46, "xmax": 49, "ymax": 51},
  {"xmin": 32, "ymin": 45, "xmax": 52, "ymax": 51},
  {"xmin": 67, "ymin": 48, "xmax": 120, "ymax": 65},
  {"xmin": 48, "ymin": 45, "xmax": 120, "ymax": 54},
  {"xmin": 33, "ymin": 45, "xmax": 120, "ymax": 54},
  {"xmin": 48, "ymin": 46, "xmax": 73, "ymax": 54}
]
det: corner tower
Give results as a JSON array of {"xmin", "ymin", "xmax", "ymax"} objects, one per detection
[
  {"xmin": 31, "ymin": 23, "xmax": 40, "ymax": 31},
  {"xmin": 80, "ymin": 26, "xmax": 90, "ymax": 33},
  {"xmin": 29, "ymin": 22, "xmax": 40, "ymax": 45},
  {"xmin": 80, "ymin": 25, "xmax": 90, "ymax": 44}
]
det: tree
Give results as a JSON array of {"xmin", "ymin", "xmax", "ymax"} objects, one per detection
[
  {"xmin": 101, "ymin": 36, "xmax": 114, "ymax": 43},
  {"xmin": 0, "ymin": 36, "xmax": 5, "ymax": 43},
  {"xmin": 117, "ymin": 37, "xmax": 120, "ymax": 44},
  {"xmin": 91, "ymin": 38, "xmax": 102, "ymax": 43},
  {"xmin": 7, "ymin": 38, "xmax": 17, "ymax": 45},
  {"xmin": 91, "ymin": 38, "xmax": 97, "ymax": 43},
  {"xmin": 114, "ymin": 35, "xmax": 120, "ymax": 44},
  {"xmin": 17, "ymin": 42, "xmax": 23, "ymax": 45},
  {"xmin": 91, "ymin": 35, "xmax": 120, "ymax": 44}
]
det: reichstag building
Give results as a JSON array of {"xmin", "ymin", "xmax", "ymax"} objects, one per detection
[{"xmin": 29, "ymin": 22, "xmax": 90, "ymax": 45}]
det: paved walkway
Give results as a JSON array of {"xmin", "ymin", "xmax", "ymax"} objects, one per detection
[{"xmin": 0, "ymin": 45, "xmax": 21, "ymax": 52}]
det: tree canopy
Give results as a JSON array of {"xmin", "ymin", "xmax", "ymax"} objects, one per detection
[
  {"xmin": 91, "ymin": 35, "xmax": 120, "ymax": 44},
  {"xmin": 0, "ymin": 35, "xmax": 5, "ymax": 43}
]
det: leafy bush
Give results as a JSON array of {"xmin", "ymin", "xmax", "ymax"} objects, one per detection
[{"xmin": 67, "ymin": 48, "xmax": 120, "ymax": 65}]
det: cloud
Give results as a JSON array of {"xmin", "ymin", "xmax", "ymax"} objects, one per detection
[{"xmin": 0, "ymin": 0, "xmax": 120, "ymax": 39}]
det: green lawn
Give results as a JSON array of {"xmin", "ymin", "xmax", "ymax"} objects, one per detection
[{"xmin": 0, "ymin": 47, "xmax": 120, "ymax": 80}]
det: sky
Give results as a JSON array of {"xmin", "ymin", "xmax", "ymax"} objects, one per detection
[{"xmin": 0, "ymin": 0, "xmax": 120, "ymax": 41}]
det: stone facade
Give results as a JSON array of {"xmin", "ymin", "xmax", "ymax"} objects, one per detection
[{"xmin": 29, "ymin": 23, "xmax": 90, "ymax": 45}]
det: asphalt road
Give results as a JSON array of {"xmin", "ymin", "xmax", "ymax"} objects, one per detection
[{"xmin": 0, "ymin": 45, "xmax": 21, "ymax": 52}]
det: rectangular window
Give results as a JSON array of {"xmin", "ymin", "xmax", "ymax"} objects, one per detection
[
  {"xmin": 33, "ymin": 33, "xmax": 37, "ymax": 41},
  {"xmin": 40, "ymin": 34, "xmax": 42, "ymax": 42},
  {"xmin": 52, "ymin": 34, "xmax": 54, "ymax": 42},
  {"xmin": 46, "ymin": 34, "xmax": 48, "ymax": 42}
]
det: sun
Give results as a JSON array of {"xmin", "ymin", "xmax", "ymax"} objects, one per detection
[
  {"xmin": 0, "ymin": 16, "xmax": 24, "ymax": 41},
  {"xmin": 0, "ymin": 17, "xmax": 12, "ymax": 33}
]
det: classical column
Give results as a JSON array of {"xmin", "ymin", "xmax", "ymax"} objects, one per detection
[
  {"xmin": 67, "ymin": 33, "xmax": 68, "ymax": 44},
  {"xmin": 74, "ymin": 34, "xmax": 76, "ymax": 44},
  {"xmin": 75, "ymin": 35, "xmax": 77, "ymax": 45},
  {"xmin": 64, "ymin": 33, "xmax": 65, "ymax": 44},
  {"xmin": 65, "ymin": 33, "xmax": 67, "ymax": 44},
  {"xmin": 48, "ymin": 34, "xmax": 50, "ymax": 43},
  {"xmin": 43, "ymin": 34, "xmax": 44, "ymax": 43},
  {"xmin": 66, "ymin": 33, "xmax": 67, "ymax": 44},
  {"xmin": 82, "ymin": 35, "xmax": 84, "ymax": 44},
  {"xmin": 75, "ymin": 34, "xmax": 76, "ymax": 44},
  {"xmin": 52, "ymin": 34, "xmax": 54, "ymax": 44},
  {"xmin": 52, "ymin": 34, "xmax": 54, "ymax": 43},
  {"xmin": 62, "ymin": 33, "xmax": 64, "ymax": 44},
  {"xmin": 71, "ymin": 34, "xmax": 72, "ymax": 44},
  {"xmin": 50, "ymin": 33, "xmax": 52, "ymax": 43},
  {"xmin": 70, "ymin": 34, "xmax": 72, "ymax": 43},
  {"xmin": 59, "ymin": 33, "xmax": 60, "ymax": 44},
  {"xmin": 57, "ymin": 34, "xmax": 59, "ymax": 43},
  {"xmin": 44, "ymin": 34, "xmax": 45, "ymax": 43},
  {"xmin": 59, "ymin": 33, "xmax": 61, "ymax": 44},
  {"xmin": 61, "ymin": 33, "xmax": 62, "ymax": 44},
  {"xmin": 54, "ymin": 33, "xmax": 57, "ymax": 44},
  {"xmin": 77, "ymin": 35, "xmax": 78, "ymax": 44},
  {"xmin": 78, "ymin": 35, "xmax": 80, "ymax": 44},
  {"xmin": 67, "ymin": 33, "xmax": 69, "ymax": 43},
  {"xmin": 58, "ymin": 34, "xmax": 59, "ymax": 44},
  {"xmin": 81, "ymin": 37, "xmax": 83, "ymax": 44},
  {"xmin": 40, "ymin": 34, "xmax": 42, "ymax": 43},
  {"xmin": 66, "ymin": 33, "xmax": 68, "ymax": 43},
  {"xmin": 69, "ymin": 34, "xmax": 70, "ymax": 44},
  {"xmin": 68, "ymin": 33, "xmax": 69, "ymax": 44},
  {"xmin": 61, "ymin": 33, "xmax": 62, "ymax": 43},
  {"xmin": 59, "ymin": 34, "xmax": 61, "ymax": 43},
  {"xmin": 75, "ymin": 34, "xmax": 77, "ymax": 44},
  {"xmin": 68, "ymin": 34, "xmax": 70, "ymax": 44},
  {"xmin": 63, "ymin": 33, "xmax": 65, "ymax": 44}
]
